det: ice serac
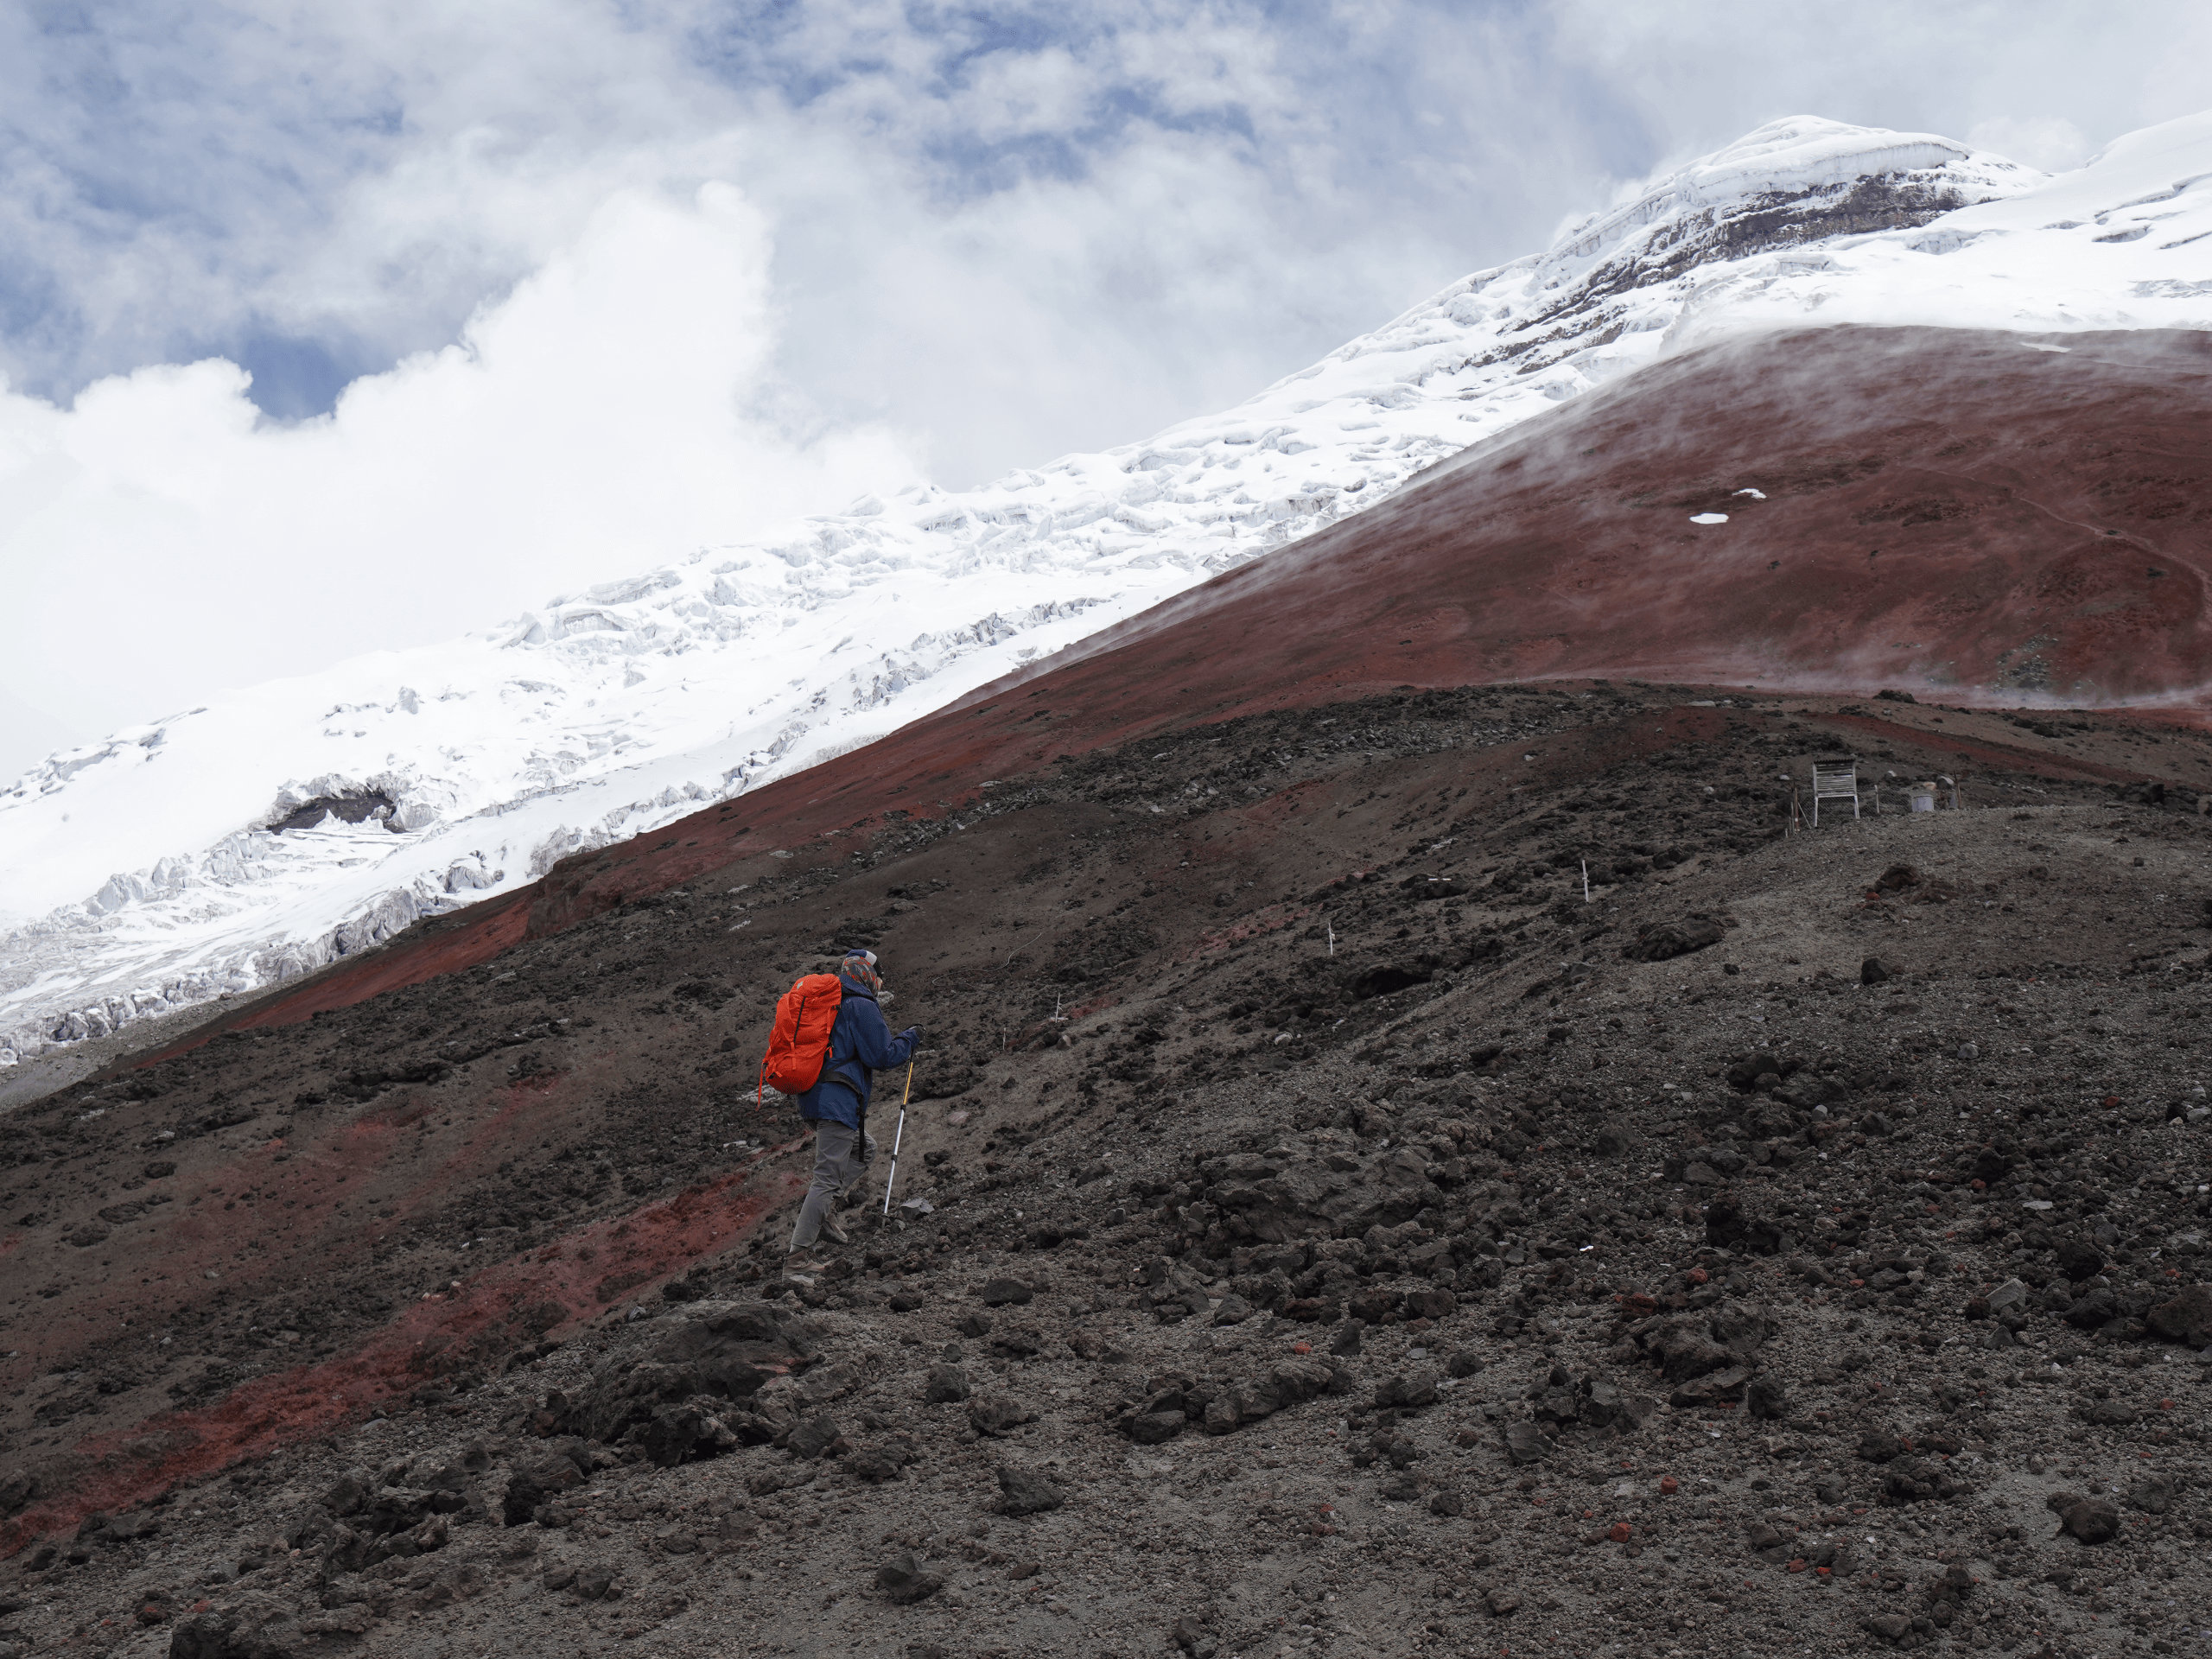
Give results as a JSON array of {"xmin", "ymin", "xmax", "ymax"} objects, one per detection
[{"xmin": 4, "ymin": 112, "xmax": 2211, "ymax": 1066}]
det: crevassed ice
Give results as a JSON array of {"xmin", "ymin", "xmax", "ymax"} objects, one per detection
[{"xmin": 8, "ymin": 111, "xmax": 2212, "ymax": 1065}]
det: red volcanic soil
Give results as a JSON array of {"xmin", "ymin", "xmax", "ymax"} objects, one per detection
[
  {"xmin": 0, "ymin": 1137, "xmax": 805, "ymax": 1554},
  {"xmin": 1026, "ymin": 324, "xmax": 2212, "ymax": 716}
]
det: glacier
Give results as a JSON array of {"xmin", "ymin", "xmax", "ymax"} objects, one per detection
[{"xmin": 6, "ymin": 111, "xmax": 2212, "ymax": 1068}]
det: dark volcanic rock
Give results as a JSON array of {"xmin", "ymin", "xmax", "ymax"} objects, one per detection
[
  {"xmin": 876, "ymin": 1552, "xmax": 943, "ymax": 1604},
  {"xmin": 2048, "ymin": 1491, "xmax": 2122, "ymax": 1544},
  {"xmin": 320, "ymin": 1468, "xmax": 370, "ymax": 1517},
  {"xmin": 1374, "ymin": 1369, "xmax": 1440, "ymax": 1410},
  {"xmin": 1503, "ymin": 1421, "xmax": 1554, "ymax": 1464},
  {"xmin": 1404, "ymin": 1285, "xmax": 1457, "ymax": 1320},
  {"xmin": 968, "ymin": 1394, "xmax": 1035, "ymax": 1437},
  {"xmin": 2075, "ymin": 1396, "xmax": 2139, "ymax": 1427},
  {"xmin": 1669, "ymin": 1366, "xmax": 1750, "ymax": 1408},
  {"xmin": 1857, "ymin": 1431, "xmax": 1912, "ymax": 1463},
  {"xmin": 996, "ymin": 1465, "xmax": 1066, "ymax": 1516},
  {"xmin": 1881, "ymin": 1457, "xmax": 1955, "ymax": 1503},
  {"xmin": 786, "ymin": 1414, "xmax": 843, "ymax": 1460},
  {"xmin": 2127, "ymin": 1474, "xmax": 2177, "ymax": 1515},
  {"xmin": 1122, "ymin": 1409, "xmax": 1186, "ymax": 1445},
  {"xmin": 168, "ymin": 1609, "xmax": 286, "ymax": 1659},
  {"xmin": 2055, "ymin": 1238, "xmax": 2106, "ymax": 1281},
  {"xmin": 2147, "ymin": 1283, "xmax": 2212, "ymax": 1345},
  {"xmin": 1632, "ymin": 1300, "xmax": 1771, "ymax": 1381},
  {"xmin": 1724, "ymin": 1052, "xmax": 1784, "ymax": 1090},
  {"xmin": 359, "ymin": 1487, "xmax": 445, "ymax": 1535},
  {"xmin": 1746, "ymin": 1375, "xmax": 1789, "ymax": 1419},
  {"xmin": 500, "ymin": 1451, "xmax": 584, "ymax": 1527},
  {"xmin": 923, "ymin": 1364, "xmax": 970, "ymax": 1404},
  {"xmin": 1172, "ymin": 1613, "xmax": 1214, "ymax": 1655},
  {"xmin": 843, "ymin": 1440, "xmax": 918, "ymax": 1484},
  {"xmin": 2062, "ymin": 1288, "xmax": 2119, "ymax": 1330},
  {"xmin": 541, "ymin": 1301, "xmax": 811, "ymax": 1460},
  {"xmin": 1621, "ymin": 918, "xmax": 1724, "ymax": 963}
]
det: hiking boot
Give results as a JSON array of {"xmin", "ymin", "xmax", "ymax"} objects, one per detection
[
  {"xmin": 818, "ymin": 1216, "xmax": 850, "ymax": 1246},
  {"xmin": 783, "ymin": 1256, "xmax": 826, "ymax": 1279}
]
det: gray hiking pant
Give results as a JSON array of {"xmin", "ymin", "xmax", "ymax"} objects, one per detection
[{"xmin": 788, "ymin": 1119, "xmax": 876, "ymax": 1251}]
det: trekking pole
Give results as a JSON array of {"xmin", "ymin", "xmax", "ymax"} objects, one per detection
[{"xmin": 880, "ymin": 1060, "xmax": 914, "ymax": 1216}]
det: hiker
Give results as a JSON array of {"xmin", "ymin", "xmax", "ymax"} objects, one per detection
[{"xmin": 785, "ymin": 949, "xmax": 920, "ymax": 1267}]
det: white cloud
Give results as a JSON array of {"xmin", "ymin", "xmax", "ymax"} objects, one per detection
[
  {"xmin": 1545, "ymin": 0, "xmax": 2210, "ymax": 175},
  {"xmin": 1966, "ymin": 115, "xmax": 2091, "ymax": 173},
  {"xmin": 0, "ymin": 182, "xmax": 920, "ymax": 763}
]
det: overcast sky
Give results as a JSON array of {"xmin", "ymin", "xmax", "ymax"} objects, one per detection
[{"xmin": 0, "ymin": 0, "xmax": 2205, "ymax": 778}]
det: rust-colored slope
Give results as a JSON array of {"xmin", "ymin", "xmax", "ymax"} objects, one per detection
[
  {"xmin": 0, "ymin": 1139, "xmax": 806, "ymax": 1556},
  {"xmin": 129, "ymin": 325, "xmax": 2211, "ymax": 1058},
  {"xmin": 1018, "ymin": 324, "xmax": 2212, "ymax": 714}
]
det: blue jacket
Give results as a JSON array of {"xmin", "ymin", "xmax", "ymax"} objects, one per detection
[{"xmin": 792, "ymin": 974, "xmax": 918, "ymax": 1129}]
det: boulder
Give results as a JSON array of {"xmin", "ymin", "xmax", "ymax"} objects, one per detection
[
  {"xmin": 876, "ymin": 1552, "xmax": 943, "ymax": 1604},
  {"xmin": 1669, "ymin": 1366, "xmax": 1749, "ymax": 1408},
  {"xmin": 538, "ymin": 1301, "xmax": 813, "ymax": 1459},
  {"xmin": 843, "ymin": 1440, "xmax": 918, "ymax": 1484},
  {"xmin": 2062, "ymin": 1288, "xmax": 2119, "ymax": 1331},
  {"xmin": 923, "ymin": 1364, "xmax": 970, "ymax": 1404},
  {"xmin": 2048, "ymin": 1492, "xmax": 2121, "ymax": 1544},
  {"xmin": 1502, "ymin": 1421, "xmax": 1554, "ymax": 1465},
  {"xmin": 967, "ymin": 1394, "xmax": 1036, "ymax": 1438},
  {"xmin": 1746, "ymin": 1375, "xmax": 1789, "ymax": 1420},
  {"xmin": 1633, "ymin": 1302, "xmax": 1770, "ymax": 1381},
  {"xmin": 785, "ymin": 1414, "xmax": 843, "ymax": 1460},
  {"xmin": 1621, "ymin": 919, "xmax": 1724, "ymax": 963},
  {"xmin": 2055, "ymin": 1238, "xmax": 2106, "ymax": 1282},
  {"xmin": 1374, "ymin": 1369, "xmax": 1440, "ymax": 1411},
  {"xmin": 1122, "ymin": 1409, "xmax": 1187, "ymax": 1445},
  {"xmin": 2146, "ymin": 1283, "xmax": 2212, "ymax": 1346},
  {"xmin": 997, "ymin": 1465, "xmax": 1066, "ymax": 1516},
  {"xmin": 1403, "ymin": 1285, "xmax": 1457, "ymax": 1321}
]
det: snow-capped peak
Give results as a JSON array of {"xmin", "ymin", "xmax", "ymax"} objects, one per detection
[{"xmin": 7, "ymin": 111, "xmax": 2211, "ymax": 1068}]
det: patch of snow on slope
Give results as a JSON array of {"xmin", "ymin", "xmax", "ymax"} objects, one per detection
[{"xmin": 10, "ymin": 112, "xmax": 2212, "ymax": 1065}]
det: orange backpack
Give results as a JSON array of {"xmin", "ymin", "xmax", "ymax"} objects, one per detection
[{"xmin": 759, "ymin": 973, "xmax": 842, "ymax": 1103}]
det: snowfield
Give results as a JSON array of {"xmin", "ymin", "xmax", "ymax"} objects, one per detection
[{"xmin": 6, "ymin": 111, "xmax": 2212, "ymax": 1065}]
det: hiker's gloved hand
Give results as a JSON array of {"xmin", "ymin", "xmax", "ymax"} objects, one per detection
[{"xmin": 901, "ymin": 1026, "xmax": 922, "ymax": 1047}]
